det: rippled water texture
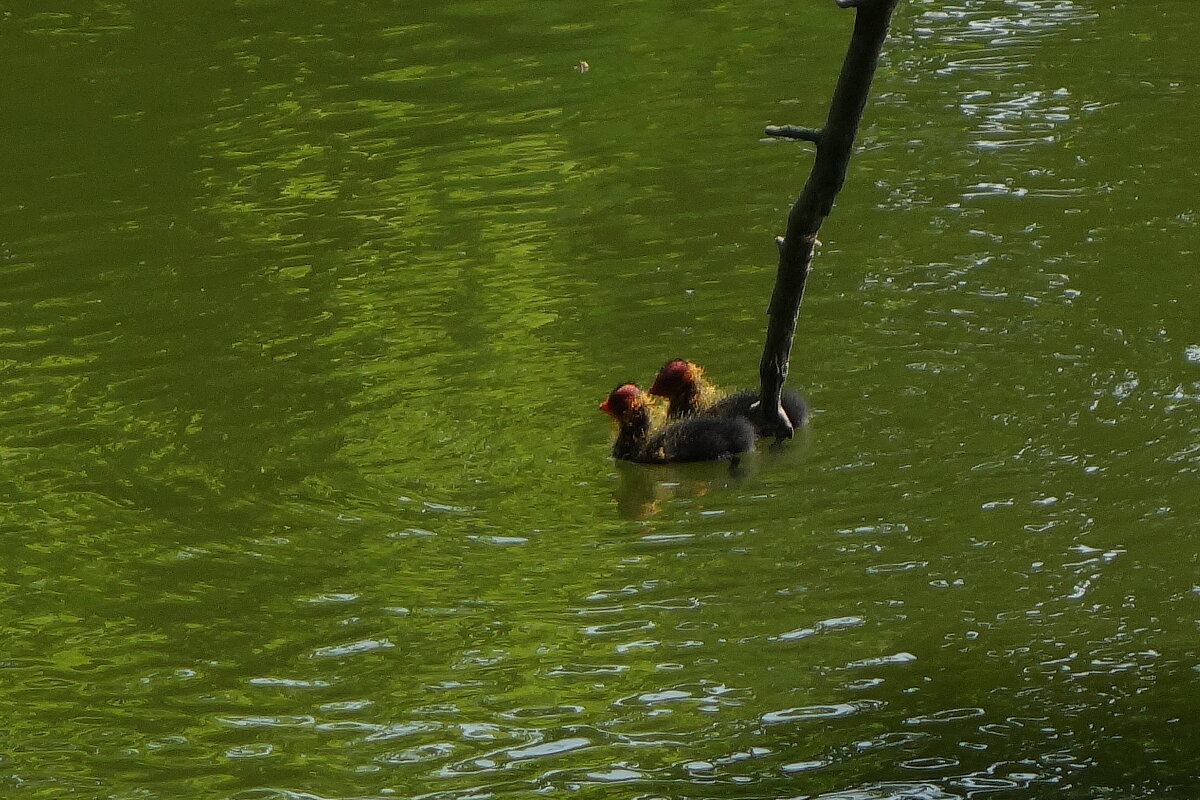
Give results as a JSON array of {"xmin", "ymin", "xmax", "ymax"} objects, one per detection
[{"xmin": 1, "ymin": 1, "xmax": 1197, "ymax": 798}]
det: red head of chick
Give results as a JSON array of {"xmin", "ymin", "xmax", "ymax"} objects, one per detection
[{"xmin": 648, "ymin": 359, "xmax": 712, "ymax": 419}]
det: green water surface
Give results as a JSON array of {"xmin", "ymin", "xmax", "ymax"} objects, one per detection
[{"xmin": 1, "ymin": 1, "xmax": 1198, "ymax": 798}]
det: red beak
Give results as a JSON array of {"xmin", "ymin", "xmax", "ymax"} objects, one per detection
[{"xmin": 599, "ymin": 399, "xmax": 611, "ymax": 414}]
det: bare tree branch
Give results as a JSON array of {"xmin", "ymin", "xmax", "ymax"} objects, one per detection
[{"xmin": 754, "ymin": 0, "xmax": 900, "ymax": 438}]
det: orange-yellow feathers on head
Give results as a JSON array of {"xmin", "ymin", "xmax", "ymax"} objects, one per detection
[
  {"xmin": 648, "ymin": 358, "xmax": 702, "ymax": 398},
  {"xmin": 600, "ymin": 383, "xmax": 646, "ymax": 420}
]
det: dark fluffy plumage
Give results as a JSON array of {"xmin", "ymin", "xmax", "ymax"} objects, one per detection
[
  {"xmin": 647, "ymin": 414, "xmax": 755, "ymax": 463},
  {"xmin": 600, "ymin": 383, "xmax": 755, "ymax": 464},
  {"xmin": 705, "ymin": 388, "xmax": 810, "ymax": 431}
]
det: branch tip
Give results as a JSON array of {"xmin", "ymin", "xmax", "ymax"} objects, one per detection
[{"xmin": 764, "ymin": 125, "xmax": 823, "ymax": 143}]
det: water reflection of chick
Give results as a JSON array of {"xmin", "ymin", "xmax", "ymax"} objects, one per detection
[
  {"xmin": 612, "ymin": 457, "xmax": 757, "ymax": 520},
  {"xmin": 648, "ymin": 358, "xmax": 809, "ymax": 434}
]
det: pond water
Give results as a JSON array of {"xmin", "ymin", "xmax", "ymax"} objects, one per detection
[{"xmin": 1, "ymin": 1, "xmax": 1197, "ymax": 798}]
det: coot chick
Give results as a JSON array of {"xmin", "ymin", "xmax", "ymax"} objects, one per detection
[
  {"xmin": 600, "ymin": 383, "xmax": 755, "ymax": 464},
  {"xmin": 648, "ymin": 358, "xmax": 809, "ymax": 433}
]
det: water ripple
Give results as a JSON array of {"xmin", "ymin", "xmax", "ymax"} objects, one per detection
[
  {"xmin": 905, "ymin": 707, "xmax": 987, "ymax": 726},
  {"xmin": 762, "ymin": 700, "xmax": 885, "ymax": 725}
]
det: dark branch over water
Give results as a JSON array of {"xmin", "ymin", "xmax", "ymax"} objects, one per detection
[{"xmin": 754, "ymin": 0, "xmax": 900, "ymax": 438}]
